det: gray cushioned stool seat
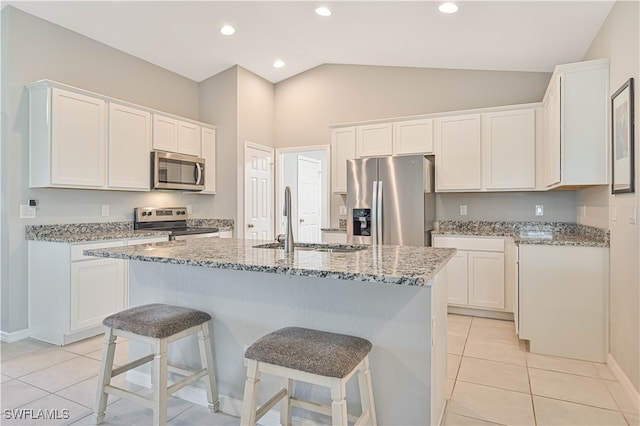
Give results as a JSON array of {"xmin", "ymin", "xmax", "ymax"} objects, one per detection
[
  {"xmin": 102, "ymin": 303, "xmax": 211, "ymax": 338},
  {"xmin": 244, "ymin": 327, "xmax": 372, "ymax": 378}
]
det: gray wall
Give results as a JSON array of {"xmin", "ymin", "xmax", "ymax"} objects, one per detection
[
  {"xmin": 436, "ymin": 192, "xmax": 578, "ymax": 222},
  {"xmin": 0, "ymin": 7, "xmax": 216, "ymax": 333},
  {"xmin": 273, "ymin": 64, "xmax": 553, "ymax": 226},
  {"xmin": 581, "ymin": 0, "xmax": 640, "ymax": 392}
]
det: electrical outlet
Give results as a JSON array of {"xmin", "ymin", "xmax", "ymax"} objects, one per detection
[
  {"xmin": 612, "ymin": 201, "xmax": 617, "ymax": 221},
  {"xmin": 101, "ymin": 204, "xmax": 109, "ymax": 217},
  {"xmin": 535, "ymin": 205, "xmax": 544, "ymax": 216},
  {"xmin": 459, "ymin": 205, "xmax": 467, "ymax": 216},
  {"xmin": 339, "ymin": 205, "xmax": 347, "ymax": 216},
  {"xmin": 186, "ymin": 205, "xmax": 193, "ymax": 214},
  {"xmin": 20, "ymin": 205, "xmax": 36, "ymax": 219},
  {"xmin": 631, "ymin": 204, "xmax": 638, "ymax": 225}
]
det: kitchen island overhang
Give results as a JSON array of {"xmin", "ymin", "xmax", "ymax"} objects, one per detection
[{"xmin": 85, "ymin": 239, "xmax": 455, "ymax": 425}]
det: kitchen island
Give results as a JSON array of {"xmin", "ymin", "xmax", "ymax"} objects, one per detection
[{"xmin": 86, "ymin": 238, "xmax": 455, "ymax": 425}]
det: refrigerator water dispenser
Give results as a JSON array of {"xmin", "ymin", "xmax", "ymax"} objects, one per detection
[{"xmin": 352, "ymin": 208, "xmax": 371, "ymax": 236}]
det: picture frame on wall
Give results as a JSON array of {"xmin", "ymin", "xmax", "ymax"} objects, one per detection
[{"xmin": 611, "ymin": 77, "xmax": 635, "ymax": 194}]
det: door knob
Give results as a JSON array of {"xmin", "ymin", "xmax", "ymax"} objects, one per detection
[
  {"xmin": 299, "ymin": 219, "xmax": 305, "ymax": 223},
  {"xmin": 247, "ymin": 224, "xmax": 254, "ymax": 228}
]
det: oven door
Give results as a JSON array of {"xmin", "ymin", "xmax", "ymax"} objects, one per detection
[{"xmin": 152, "ymin": 151, "xmax": 205, "ymax": 191}]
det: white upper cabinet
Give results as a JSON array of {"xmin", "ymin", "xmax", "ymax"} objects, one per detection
[
  {"xmin": 393, "ymin": 118, "xmax": 434, "ymax": 156},
  {"xmin": 356, "ymin": 123, "xmax": 393, "ymax": 157},
  {"xmin": 152, "ymin": 114, "xmax": 179, "ymax": 152},
  {"xmin": 177, "ymin": 120, "xmax": 201, "ymax": 156},
  {"xmin": 108, "ymin": 102, "xmax": 152, "ymax": 191},
  {"xmin": 199, "ymin": 126, "xmax": 217, "ymax": 194},
  {"xmin": 29, "ymin": 84, "xmax": 107, "ymax": 188},
  {"xmin": 542, "ymin": 59, "xmax": 609, "ymax": 188},
  {"xmin": 482, "ymin": 108, "xmax": 536, "ymax": 190},
  {"xmin": 331, "ymin": 127, "xmax": 356, "ymax": 193},
  {"xmin": 435, "ymin": 114, "xmax": 482, "ymax": 191},
  {"xmin": 153, "ymin": 114, "xmax": 201, "ymax": 156}
]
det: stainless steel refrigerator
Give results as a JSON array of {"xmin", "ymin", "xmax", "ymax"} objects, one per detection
[{"xmin": 347, "ymin": 155, "xmax": 435, "ymax": 246}]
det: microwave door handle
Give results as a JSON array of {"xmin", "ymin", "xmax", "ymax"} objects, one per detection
[{"xmin": 195, "ymin": 163, "xmax": 203, "ymax": 185}]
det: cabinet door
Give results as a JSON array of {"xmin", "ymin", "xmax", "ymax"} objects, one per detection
[
  {"xmin": 483, "ymin": 109, "xmax": 535, "ymax": 190},
  {"xmin": 331, "ymin": 127, "xmax": 356, "ymax": 193},
  {"xmin": 200, "ymin": 127, "xmax": 216, "ymax": 193},
  {"xmin": 393, "ymin": 119, "xmax": 433, "ymax": 155},
  {"xmin": 219, "ymin": 230, "xmax": 233, "ymax": 238},
  {"xmin": 51, "ymin": 89, "xmax": 106, "ymax": 187},
  {"xmin": 434, "ymin": 114, "xmax": 482, "ymax": 191},
  {"xmin": 356, "ymin": 123, "xmax": 392, "ymax": 157},
  {"xmin": 468, "ymin": 251, "xmax": 505, "ymax": 309},
  {"xmin": 178, "ymin": 121, "xmax": 201, "ymax": 156},
  {"xmin": 70, "ymin": 258, "xmax": 125, "ymax": 331},
  {"xmin": 153, "ymin": 114, "xmax": 178, "ymax": 152},
  {"xmin": 543, "ymin": 75, "xmax": 561, "ymax": 187},
  {"xmin": 444, "ymin": 250, "xmax": 468, "ymax": 305},
  {"xmin": 108, "ymin": 103, "xmax": 152, "ymax": 190}
]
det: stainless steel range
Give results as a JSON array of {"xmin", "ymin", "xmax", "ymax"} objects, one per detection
[{"xmin": 133, "ymin": 207, "xmax": 219, "ymax": 241}]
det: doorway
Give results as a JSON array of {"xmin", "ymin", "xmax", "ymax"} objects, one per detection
[{"xmin": 276, "ymin": 146, "xmax": 329, "ymax": 243}]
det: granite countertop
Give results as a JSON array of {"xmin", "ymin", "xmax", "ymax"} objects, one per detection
[
  {"xmin": 321, "ymin": 228, "xmax": 347, "ymax": 232},
  {"xmin": 85, "ymin": 238, "xmax": 456, "ymax": 287},
  {"xmin": 25, "ymin": 219, "xmax": 234, "ymax": 243},
  {"xmin": 434, "ymin": 221, "xmax": 609, "ymax": 248}
]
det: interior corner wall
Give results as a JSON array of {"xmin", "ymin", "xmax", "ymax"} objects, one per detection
[
  {"xmin": 0, "ymin": 6, "xmax": 211, "ymax": 334},
  {"xmin": 199, "ymin": 66, "xmax": 239, "ymax": 221},
  {"xmin": 582, "ymin": 0, "xmax": 640, "ymax": 392},
  {"xmin": 273, "ymin": 64, "xmax": 552, "ymax": 227}
]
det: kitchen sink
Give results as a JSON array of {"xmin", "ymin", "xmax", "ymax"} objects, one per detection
[{"xmin": 252, "ymin": 243, "xmax": 368, "ymax": 253}]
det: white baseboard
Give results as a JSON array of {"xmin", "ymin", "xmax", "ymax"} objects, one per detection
[
  {"xmin": 607, "ymin": 353, "xmax": 640, "ymax": 408},
  {"xmin": 0, "ymin": 328, "xmax": 30, "ymax": 343},
  {"xmin": 125, "ymin": 370, "xmax": 322, "ymax": 425}
]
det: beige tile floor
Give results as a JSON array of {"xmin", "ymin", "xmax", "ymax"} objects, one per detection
[
  {"xmin": 1, "ymin": 315, "xmax": 638, "ymax": 425},
  {"xmin": 444, "ymin": 314, "xmax": 640, "ymax": 426}
]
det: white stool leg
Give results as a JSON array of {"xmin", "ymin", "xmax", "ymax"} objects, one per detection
[
  {"xmin": 357, "ymin": 356, "xmax": 377, "ymax": 426},
  {"xmin": 240, "ymin": 359, "xmax": 260, "ymax": 425},
  {"xmin": 94, "ymin": 328, "xmax": 117, "ymax": 424},
  {"xmin": 151, "ymin": 338, "xmax": 168, "ymax": 426},
  {"xmin": 280, "ymin": 377, "xmax": 292, "ymax": 426},
  {"xmin": 330, "ymin": 379, "xmax": 348, "ymax": 426},
  {"xmin": 198, "ymin": 324, "xmax": 220, "ymax": 412}
]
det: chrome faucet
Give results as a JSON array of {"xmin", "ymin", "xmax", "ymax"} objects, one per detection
[{"xmin": 282, "ymin": 186, "xmax": 295, "ymax": 253}]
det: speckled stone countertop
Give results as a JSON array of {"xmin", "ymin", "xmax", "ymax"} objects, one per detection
[
  {"xmin": 321, "ymin": 228, "xmax": 347, "ymax": 232},
  {"xmin": 25, "ymin": 219, "xmax": 234, "ymax": 243},
  {"xmin": 434, "ymin": 221, "xmax": 609, "ymax": 248},
  {"xmin": 85, "ymin": 238, "xmax": 456, "ymax": 287}
]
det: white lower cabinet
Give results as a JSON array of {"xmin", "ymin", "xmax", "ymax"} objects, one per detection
[
  {"xmin": 321, "ymin": 231, "xmax": 347, "ymax": 244},
  {"xmin": 219, "ymin": 230, "xmax": 233, "ymax": 238},
  {"xmin": 433, "ymin": 236, "xmax": 507, "ymax": 312},
  {"xmin": 29, "ymin": 236, "xmax": 167, "ymax": 345}
]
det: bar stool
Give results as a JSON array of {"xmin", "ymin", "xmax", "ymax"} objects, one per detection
[
  {"xmin": 94, "ymin": 304, "xmax": 219, "ymax": 425},
  {"xmin": 240, "ymin": 327, "xmax": 377, "ymax": 426}
]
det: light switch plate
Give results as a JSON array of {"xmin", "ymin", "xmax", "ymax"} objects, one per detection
[
  {"xmin": 535, "ymin": 205, "xmax": 544, "ymax": 216},
  {"xmin": 459, "ymin": 205, "xmax": 468, "ymax": 216},
  {"xmin": 631, "ymin": 204, "xmax": 638, "ymax": 225},
  {"xmin": 339, "ymin": 205, "xmax": 347, "ymax": 216},
  {"xmin": 101, "ymin": 204, "xmax": 109, "ymax": 217}
]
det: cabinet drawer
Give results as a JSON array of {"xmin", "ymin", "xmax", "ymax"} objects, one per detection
[
  {"xmin": 433, "ymin": 236, "xmax": 504, "ymax": 252},
  {"xmin": 71, "ymin": 240, "xmax": 124, "ymax": 261}
]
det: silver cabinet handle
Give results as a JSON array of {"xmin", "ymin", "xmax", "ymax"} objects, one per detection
[{"xmin": 247, "ymin": 224, "xmax": 254, "ymax": 228}]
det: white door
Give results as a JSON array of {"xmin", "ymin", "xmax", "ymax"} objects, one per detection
[
  {"xmin": 245, "ymin": 144, "xmax": 274, "ymax": 241},
  {"xmin": 297, "ymin": 155, "xmax": 322, "ymax": 243}
]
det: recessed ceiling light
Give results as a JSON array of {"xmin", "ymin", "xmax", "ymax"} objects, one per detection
[
  {"xmin": 273, "ymin": 59, "xmax": 286, "ymax": 69},
  {"xmin": 438, "ymin": 2, "xmax": 459, "ymax": 14},
  {"xmin": 220, "ymin": 25, "xmax": 235, "ymax": 36},
  {"xmin": 315, "ymin": 6, "xmax": 332, "ymax": 17}
]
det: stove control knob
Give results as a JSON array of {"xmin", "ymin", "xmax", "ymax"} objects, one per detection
[{"xmin": 141, "ymin": 211, "xmax": 148, "ymax": 216}]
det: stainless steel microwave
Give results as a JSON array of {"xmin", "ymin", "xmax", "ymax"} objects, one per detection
[{"xmin": 152, "ymin": 151, "xmax": 205, "ymax": 191}]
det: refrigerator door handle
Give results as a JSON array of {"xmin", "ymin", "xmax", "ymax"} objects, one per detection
[
  {"xmin": 377, "ymin": 180, "xmax": 383, "ymax": 244},
  {"xmin": 372, "ymin": 180, "xmax": 378, "ymax": 245}
]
